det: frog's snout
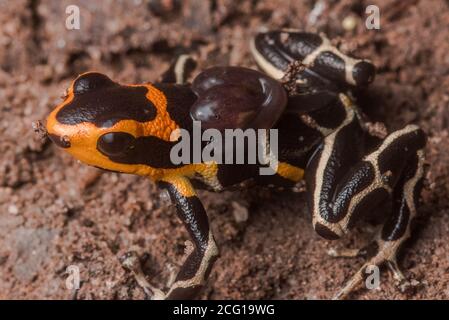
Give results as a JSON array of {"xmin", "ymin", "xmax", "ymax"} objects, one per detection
[
  {"xmin": 45, "ymin": 110, "xmax": 72, "ymax": 149},
  {"xmin": 32, "ymin": 118, "xmax": 71, "ymax": 149}
]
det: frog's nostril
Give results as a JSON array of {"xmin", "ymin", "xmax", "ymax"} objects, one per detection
[
  {"xmin": 48, "ymin": 133, "xmax": 71, "ymax": 148},
  {"xmin": 352, "ymin": 61, "xmax": 376, "ymax": 86}
]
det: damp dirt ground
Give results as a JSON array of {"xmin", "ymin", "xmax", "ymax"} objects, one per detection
[{"xmin": 0, "ymin": 0, "xmax": 448, "ymax": 299}]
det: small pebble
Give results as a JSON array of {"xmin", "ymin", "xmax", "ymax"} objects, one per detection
[
  {"xmin": 8, "ymin": 204, "xmax": 19, "ymax": 215},
  {"xmin": 231, "ymin": 201, "xmax": 248, "ymax": 223},
  {"xmin": 159, "ymin": 189, "xmax": 171, "ymax": 204},
  {"xmin": 342, "ymin": 15, "xmax": 358, "ymax": 31}
]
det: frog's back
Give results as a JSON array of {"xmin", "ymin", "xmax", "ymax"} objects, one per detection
[{"xmin": 152, "ymin": 83, "xmax": 198, "ymax": 132}]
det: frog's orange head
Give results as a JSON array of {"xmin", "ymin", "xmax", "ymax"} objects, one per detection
[{"xmin": 46, "ymin": 72, "xmax": 187, "ymax": 180}]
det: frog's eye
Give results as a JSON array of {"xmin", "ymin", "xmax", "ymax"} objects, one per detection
[{"xmin": 97, "ymin": 132, "xmax": 135, "ymax": 157}]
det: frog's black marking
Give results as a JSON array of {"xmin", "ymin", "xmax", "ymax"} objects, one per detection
[
  {"xmin": 276, "ymin": 114, "xmax": 322, "ymax": 166},
  {"xmin": 307, "ymin": 118, "xmax": 370, "ymax": 224},
  {"xmin": 254, "ymin": 30, "xmax": 323, "ymax": 61},
  {"xmin": 346, "ymin": 187, "xmax": 390, "ymax": 229},
  {"xmin": 57, "ymin": 73, "xmax": 157, "ymax": 127},
  {"xmin": 216, "ymin": 163, "xmax": 259, "ymax": 187},
  {"xmin": 306, "ymin": 96, "xmax": 348, "ymax": 129},
  {"xmin": 315, "ymin": 222, "xmax": 341, "ymax": 240},
  {"xmin": 329, "ymin": 162, "xmax": 377, "ymax": 223},
  {"xmin": 309, "ymin": 125, "xmax": 425, "ymax": 233},
  {"xmin": 285, "ymin": 89, "xmax": 339, "ymax": 114},
  {"xmin": 157, "ymin": 178, "xmax": 218, "ymax": 299},
  {"xmin": 73, "ymin": 72, "xmax": 118, "ymax": 94},
  {"xmin": 381, "ymin": 153, "xmax": 420, "ymax": 241},
  {"xmin": 256, "ymin": 172, "xmax": 298, "ymax": 187},
  {"xmin": 377, "ymin": 130, "xmax": 426, "ymax": 175},
  {"xmin": 159, "ymin": 181, "xmax": 210, "ymax": 248},
  {"xmin": 153, "ymin": 82, "xmax": 197, "ymax": 130},
  {"xmin": 97, "ymin": 134, "xmax": 183, "ymax": 169},
  {"xmin": 313, "ymin": 51, "xmax": 346, "ymax": 84},
  {"xmin": 382, "ymin": 196, "xmax": 410, "ymax": 241}
]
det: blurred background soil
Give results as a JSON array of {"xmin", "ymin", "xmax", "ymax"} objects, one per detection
[{"xmin": 0, "ymin": 0, "xmax": 448, "ymax": 299}]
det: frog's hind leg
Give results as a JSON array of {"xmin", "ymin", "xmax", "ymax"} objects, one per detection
[
  {"xmin": 305, "ymin": 115, "xmax": 426, "ymax": 299},
  {"xmin": 333, "ymin": 148, "xmax": 425, "ymax": 299}
]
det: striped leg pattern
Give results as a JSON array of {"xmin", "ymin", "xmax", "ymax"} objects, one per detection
[{"xmin": 305, "ymin": 103, "xmax": 426, "ymax": 298}]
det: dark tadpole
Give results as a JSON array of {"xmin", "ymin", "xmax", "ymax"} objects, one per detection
[{"xmin": 190, "ymin": 66, "xmax": 287, "ymax": 131}]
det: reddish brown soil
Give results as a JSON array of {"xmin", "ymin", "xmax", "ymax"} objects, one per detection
[{"xmin": 0, "ymin": 0, "xmax": 448, "ymax": 300}]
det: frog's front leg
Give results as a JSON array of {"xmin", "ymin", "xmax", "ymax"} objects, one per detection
[{"xmin": 148, "ymin": 176, "xmax": 219, "ymax": 300}]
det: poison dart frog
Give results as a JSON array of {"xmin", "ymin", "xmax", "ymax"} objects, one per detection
[{"xmin": 45, "ymin": 30, "xmax": 426, "ymax": 299}]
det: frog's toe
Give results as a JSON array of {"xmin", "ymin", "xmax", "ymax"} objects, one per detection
[
  {"xmin": 120, "ymin": 251, "xmax": 166, "ymax": 299},
  {"xmin": 386, "ymin": 260, "xmax": 421, "ymax": 293},
  {"xmin": 327, "ymin": 247, "xmax": 365, "ymax": 258},
  {"xmin": 334, "ymin": 261, "xmax": 419, "ymax": 300},
  {"xmin": 332, "ymin": 239, "xmax": 412, "ymax": 300},
  {"xmin": 328, "ymin": 237, "xmax": 383, "ymax": 258}
]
